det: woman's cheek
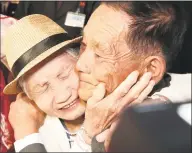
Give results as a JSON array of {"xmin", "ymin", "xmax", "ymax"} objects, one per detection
[
  {"xmin": 35, "ymin": 93, "xmax": 53, "ymax": 115},
  {"xmin": 71, "ymin": 72, "xmax": 79, "ymax": 89}
]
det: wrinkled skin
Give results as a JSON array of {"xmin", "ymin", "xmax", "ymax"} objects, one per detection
[
  {"xmin": 76, "ymin": 4, "xmax": 143, "ymax": 101},
  {"xmin": 76, "ymin": 4, "xmax": 157, "ymax": 145},
  {"xmin": 24, "ymin": 52, "xmax": 86, "ymax": 121}
]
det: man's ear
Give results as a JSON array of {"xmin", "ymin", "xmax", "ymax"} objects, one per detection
[{"xmin": 143, "ymin": 56, "xmax": 166, "ymax": 84}]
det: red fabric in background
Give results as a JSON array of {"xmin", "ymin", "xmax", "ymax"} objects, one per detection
[
  {"xmin": 0, "ymin": 69, "xmax": 15, "ymax": 152},
  {"xmin": 1, "ymin": 14, "xmax": 17, "ymax": 152}
]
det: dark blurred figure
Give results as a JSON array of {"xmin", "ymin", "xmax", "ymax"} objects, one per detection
[
  {"xmin": 14, "ymin": 1, "xmax": 100, "ymax": 39},
  {"xmin": 169, "ymin": 1, "xmax": 192, "ymax": 74},
  {"xmin": 108, "ymin": 102, "xmax": 191, "ymax": 152},
  {"xmin": 0, "ymin": 1, "xmax": 18, "ymax": 17},
  {"xmin": 6, "ymin": 1, "xmax": 18, "ymax": 17},
  {"xmin": 0, "ymin": 1, "xmax": 9, "ymax": 15}
]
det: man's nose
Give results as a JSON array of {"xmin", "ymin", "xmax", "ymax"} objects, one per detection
[{"xmin": 76, "ymin": 50, "xmax": 92, "ymax": 73}]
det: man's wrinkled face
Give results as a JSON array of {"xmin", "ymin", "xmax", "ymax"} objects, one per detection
[
  {"xmin": 76, "ymin": 4, "xmax": 141, "ymax": 101},
  {"xmin": 24, "ymin": 51, "xmax": 86, "ymax": 120}
]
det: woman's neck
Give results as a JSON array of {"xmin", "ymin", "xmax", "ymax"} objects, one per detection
[{"xmin": 64, "ymin": 115, "xmax": 84, "ymax": 133}]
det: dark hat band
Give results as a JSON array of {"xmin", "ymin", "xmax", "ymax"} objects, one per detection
[{"xmin": 11, "ymin": 33, "xmax": 78, "ymax": 78}]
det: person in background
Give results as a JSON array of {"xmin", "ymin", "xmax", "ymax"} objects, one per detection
[
  {"xmin": 0, "ymin": 15, "xmax": 17, "ymax": 152},
  {"xmin": 0, "ymin": 1, "xmax": 9, "ymax": 15},
  {"xmin": 14, "ymin": 1, "xmax": 100, "ymax": 39},
  {"xmin": 0, "ymin": 62, "xmax": 15, "ymax": 152},
  {"xmin": 0, "ymin": 1, "xmax": 19, "ymax": 17},
  {"xmin": 168, "ymin": 2, "xmax": 191, "ymax": 73},
  {"xmin": 6, "ymin": 1, "xmax": 19, "ymax": 17}
]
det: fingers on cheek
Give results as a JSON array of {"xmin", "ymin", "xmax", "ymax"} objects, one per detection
[
  {"xmin": 129, "ymin": 81, "xmax": 155, "ymax": 106},
  {"xmin": 107, "ymin": 98, "xmax": 118, "ymax": 114},
  {"xmin": 125, "ymin": 71, "xmax": 139, "ymax": 85},
  {"xmin": 126, "ymin": 74, "xmax": 152, "ymax": 101},
  {"xmin": 114, "ymin": 72, "xmax": 139, "ymax": 99},
  {"xmin": 135, "ymin": 73, "xmax": 152, "ymax": 89},
  {"xmin": 116, "ymin": 91, "xmax": 139, "ymax": 111},
  {"xmin": 122, "ymin": 83, "xmax": 148, "ymax": 106},
  {"xmin": 114, "ymin": 71, "xmax": 148, "ymax": 102},
  {"xmin": 79, "ymin": 89, "xmax": 93, "ymax": 102},
  {"xmin": 92, "ymin": 84, "xmax": 106, "ymax": 101},
  {"xmin": 121, "ymin": 89, "xmax": 139, "ymax": 103},
  {"xmin": 138, "ymin": 78, "xmax": 151, "ymax": 90},
  {"xmin": 138, "ymin": 80, "xmax": 155, "ymax": 101},
  {"xmin": 140, "ymin": 72, "xmax": 152, "ymax": 81},
  {"xmin": 116, "ymin": 82, "xmax": 130, "ymax": 98},
  {"xmin": 134, "ymin": 72, "xmax": 152, "ymax": 90},
  {"xmin": 85, "ymin": 85, "xmax": 105, "ymax": 104},
  {"xmin": 79, "ymin": 82, "xmax": 95, "ymax": 89}
]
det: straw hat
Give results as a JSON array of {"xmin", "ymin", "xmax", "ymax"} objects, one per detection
[{"xmin": 3, "ymin": 14, "xmax": 81, "ymax": 95}]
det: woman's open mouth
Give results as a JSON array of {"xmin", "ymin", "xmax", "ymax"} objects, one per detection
[{"xmin": 61, "ymin": 99, "xmax": 80, "ymax": 110}]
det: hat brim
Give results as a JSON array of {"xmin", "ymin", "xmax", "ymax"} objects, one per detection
[{"xmin": 3, "ymin": 36, "xmax": 82, "ymax": 95}]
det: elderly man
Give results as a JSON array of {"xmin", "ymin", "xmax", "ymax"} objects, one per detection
[
  {"xmin": 7, "ymin": 1, "xmax": 191, "ymax": 152},
  {"xmin": 75, "ymin": 1, "xmax": 191, "ymax": 148}
]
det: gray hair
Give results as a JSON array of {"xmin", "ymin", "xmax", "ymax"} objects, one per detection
[{"xmin": 66, "ymin": 47, "xmax": 79, "ymax": 59}]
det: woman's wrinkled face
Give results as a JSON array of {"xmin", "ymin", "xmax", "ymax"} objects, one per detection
[{"xmin": 24, "ymin": 52, "xmax": 86, "ymax": 120}]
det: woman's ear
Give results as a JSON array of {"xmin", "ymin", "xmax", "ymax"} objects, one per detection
[{"xmin": 143, "ymin": 56, "xmax": 166, "ymax": 84}]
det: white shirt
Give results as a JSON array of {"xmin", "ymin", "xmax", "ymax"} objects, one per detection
[{"xmin": 14, "ymin": 116, "xmax": 91, "ymax": 152}]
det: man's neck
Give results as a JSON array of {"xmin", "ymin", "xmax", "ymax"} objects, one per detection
[{"xmin": 64, "ymin": 115, "xmax": 84, "ymax": 133}]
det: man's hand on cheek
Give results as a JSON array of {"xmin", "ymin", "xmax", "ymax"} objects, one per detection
[
  {"xmin": 78, "ymin": 72, "xmax": 99, "ymax": 101},
  {"xmin": 82, "ymin": 71, "xmax": 155, "ymax": 145},
  {"xmin": 78, "ymin": 81, "xmax": 96, "ymax": 101},
  {"xmin": 8, "ymin": 93, "xmax": 45, "ymax": 140}
]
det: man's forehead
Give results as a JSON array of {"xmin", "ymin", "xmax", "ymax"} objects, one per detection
[{"xmin": 83, "ymin": 4, "xmax": 130, "ymax": 45}]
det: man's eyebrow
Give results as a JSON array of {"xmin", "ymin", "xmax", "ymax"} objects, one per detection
[
  {"xmin": 91, "ymin": 39, "xmax": 108, "ymax": 52},
  {"xmin": 82, "ymin": 27, "xmax": 108, "ymax": 52}
]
